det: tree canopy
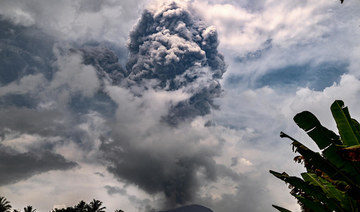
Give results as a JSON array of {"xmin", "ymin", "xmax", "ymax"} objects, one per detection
[{"xmin": 0, "ymin": 197, "xmax": 123, "ymax": 212}]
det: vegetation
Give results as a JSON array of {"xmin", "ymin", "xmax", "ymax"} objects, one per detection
[
  {"xmin": 270, "ymin": 100, "xmax": 360, "ymax": 211},
  {"xmin": 0, "ymin": 197, "xmax": 123, "ymax": 212},
  {"xmin": 24, "ymin": 206, "xmax": 36, "ymax": 212},
  {"xmin": 0, "ymin": 197, "xmax": 12, "ymax": 212}
]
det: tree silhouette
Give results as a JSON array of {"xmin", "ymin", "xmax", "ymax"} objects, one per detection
[
  {"xmin": 0, "ymin": 197, "xmax": 12, "ymax": 212},
  {"xmin": 23, "ymin": 206, "xmax": 35, "ymax": 212},
  {"xmin": 86, "ymin": 200, "xmax": 105, "ymax": 212},
  {"xmin": 74, "ymin": 201, "xmax": 87, "ymax": 212},
  {"xmin": 52, "ymin": 206, "xmax": 76, "ymax": 212},
  {"xmin": 0, "ymin": 197, "xmax": 119, "ymax": 212}
]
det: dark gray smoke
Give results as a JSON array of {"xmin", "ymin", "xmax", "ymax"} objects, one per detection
[
  {"xmin": 100, "ymin": 1, "xmax": 234, "ymax": 209},
  {"xmin": 0, "ymin": 144, "xmax": 77, "ymax": 186},
  {"xmin": 0, "ymin": 17, "xmax": 55, "ymax": 85},
  {"xmin": 77, "ymin": 1, "xmax": 226, "ymax": 125},
  {"xmin": 126, "ymin": 1, "xmax": 226, "ymax": 125},
  {"xmin": 79, "ymin": 45, "xmax": 129, "ymax": 85},
  {"xmin": 102, "ymin": 142, "xmax": 219, "ymax": 206}
]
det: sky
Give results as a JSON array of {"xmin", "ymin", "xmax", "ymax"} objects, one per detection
[{"xmin": 0, "ymin": 0, "xmax": 360, "ymax": 211}]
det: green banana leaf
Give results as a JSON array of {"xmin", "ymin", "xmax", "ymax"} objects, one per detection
[
  {"xmin": 331, "ymin": 100, "xmax": 360, "ymax": 146},
  {"xmin": 294, "ymin": 111, "xmax": 341, "ymax": 150},
  {"xmin": 302, "ymin": 172, "xmax": 358, "ymax": 211},
  {"xmin": 272, "ymin": 100, "xmax": 360, "ymax": 211},
  {"xmin": 293, "ymin": 110, "xmax": 360, "ymax": 183},
  {"xmin": 282, "ymin": 132, "xmax": 360, "ymax": 201},
  {"xmin": 302, "ymin": 173, "xmax": 346, "ymax": 202},
  {"xmin": 295, "ymin": 196, "xmax": 328, "ymax": 212},
  {"xmin": 284, "ymin": 134, "xmax": 357, "ymax": 188},
  {"xmin": 322, "ymin": 144, "xmax": 360, "ymax": 184},
  {"xmin": 270, "ymin": 170, "xmax": 342, "ymax": 211}
]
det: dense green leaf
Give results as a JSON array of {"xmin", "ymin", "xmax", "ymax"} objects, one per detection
[
  {"xmin": 294, "ymin": 111, "xmax": 341, "ymax": 149},
  {"xmin": 294, "ymin": 111, "xmax": 321, "ymax": 132},
  {"xmin": 280, "ymin": 132, "xmax": 360, "ymax": 201},
  {"xmin": 302, "ymin": 173, "xmax": 346, "ymax": 202},
  {"xmin": 331, "ymin": 100, "xmax": 360, "ymax": 146},
  {"xmin": 322, "ymin": 144, "xmax": 360, "ymax": 184},
  {"xmin": 270, "ymin": 170, "xmax": 342, "ymax": 211},
  {"xmin": 272, "ymin": 100, "xmax": 360, "ymax": 211},
  {"xmin": 295, "ymin": 196, "xmax": 328, "ymax": 212},
  {"xmin": 290, "ymin": 138, "xmax": 358, "ymax": 188},
  {"xmin": 351, "ymin": 119, "xmax": 360, "ymax": 136}
]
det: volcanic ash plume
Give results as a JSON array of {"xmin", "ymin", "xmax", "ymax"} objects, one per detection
[
  {"xmin": 126, "ymin": 1, "xmax": 226, "ymax": 125},
  {"xmin": 100, "ymin": 1, "xmax": 234, "ymax": 209}
]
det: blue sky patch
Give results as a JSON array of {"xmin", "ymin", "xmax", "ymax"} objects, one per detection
[{"xmin": 256, "ymin": 61, "xmax": 348, "ymax": 91}]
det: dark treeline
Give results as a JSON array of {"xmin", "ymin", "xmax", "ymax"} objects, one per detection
[{"xmin": 0, "ymin": 196, "xmax": 124, "ymax": 212}]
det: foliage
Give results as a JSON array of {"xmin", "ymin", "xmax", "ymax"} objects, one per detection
[
  {"xmin": 86, "ymin": 200, "xmax": 106, "ymax": 212},
  {"xmin": 52, "ymin": 199, "xmax": 117, "ymax": 212},
  {"xmin": 0, "ymin": 197, "xmax": 12, "ymax": 212},
  {"xmin": 24, "ymin": 206, "xmax": 36, "ymax": 212},
  {"xmin": 270, "ymin": 100, "xmax": 360, "ymax": 212},
  {"xmin": 0, "ymin": 197, "xmax": 123, "ymax": 212}
]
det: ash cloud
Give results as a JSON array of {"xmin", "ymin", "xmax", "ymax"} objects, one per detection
[
  {"xmin": 0, "ymin": 1, "xmax": 233, "ymax": 210},
  {"xmin": 0, "ymin": 17, "xmax": 55, "ymax": 85},
  {"xmin": 0, "ymin": 144, "xmax": 77, "ymax": 186},
  {"xmin": 126, "ymin": 1, "xmax": 226, "ymax": 125},
  {"xmin": 79, "ymin": 45, "xmax": 129, "ymax": 85},
  {"xmin": 100, "ymin": 1, "xmax": 234, "ymax": 208},
  {"xmin": 103, "ymin": 143, "xmax": 220, "ymax": 206}
]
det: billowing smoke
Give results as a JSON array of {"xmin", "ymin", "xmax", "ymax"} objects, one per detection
[
  {"xmin": 79, "ymin": 45, "xmax": 129, "ymax": 85},
  {"xmin": 0, "ymin": 144, "xmax": 77, "ymax": 186},
  {"xmin": 0, "ymin": 1, "xmax": 232, "ymax": 210},
  {"xmin": 77, "ymin": 1, "xmax": 226, "ymax": 125},
  {"xmin": 126, "ymin": 1, "xmax": 226, "ymax": 125},
  {"xmin": 99, "ymin": 1, "xmax": 232, "ymax": 208}
]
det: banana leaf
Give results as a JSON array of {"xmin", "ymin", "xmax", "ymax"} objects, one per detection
[
  {"xmin": 295, "ymin": 196, "xmax": 328, "ymax": 212},
  {"xmin": 270, "ymin": 170, "xmax": 342, "ymax": 211},
  {"xmin": 322, "ymin": 144, "xmax": 360, "ymax": 184},
  {"xmin": 281, "ymin": 132, "xmax": 360, "ymax": 195},
  {"xmin": 294, "ymin": 111, "xmax": 341, "ymax": 150},
  {"xmin": 302, "ymin": 173, "xmax": 358, "ymax": 211},
  {"xmin": 331, "ymin": 100, "xmax": 360, "ymax": 146}
]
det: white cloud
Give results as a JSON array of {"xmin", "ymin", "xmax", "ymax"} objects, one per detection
[
  {"xmin": 0, "ymin": 0, "xmax": 148, "ymax": 44},
  {"xmin": 50, "ymin": 50, "xmax": 100, "ymax": 103},
  {"xmin": 285, "ymin": 74, "xmax": 360, "ymax": 130},
  {"xmin": 193, "ymin": 0, "xmax": 360, "ymax": 81},
  {"xmin": 1, "ymin": 163, "xmax": 153, "ymax": 212},
  {"xmin": 0, "ymin": 74, "xmax": 46, "ymax": 96},
  {"xmin": 194, "ymin": 0, "xmax": 335, "ymax": 51}
]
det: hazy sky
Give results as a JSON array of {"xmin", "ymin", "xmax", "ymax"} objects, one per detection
[{"xmin": 1, "ymin": 0, "xmax": 360, "ymax": 212}]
